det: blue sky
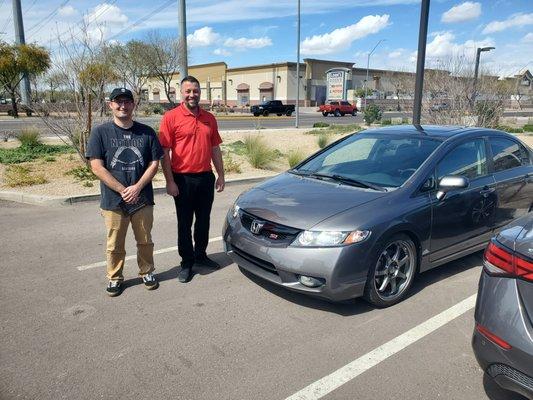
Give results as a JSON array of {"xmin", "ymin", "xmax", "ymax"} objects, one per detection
[{"xmin": 0, "ymin": 0, "xmax": 531, "ymax": 76}]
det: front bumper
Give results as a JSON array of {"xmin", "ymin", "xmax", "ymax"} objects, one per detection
[
  {"xmin": 472, "ymin": 271, "xmax": 533, "ymax": 398},
  {"xmin": 223, "ymin": 214, "xmax": 371, "ymax": 302}
]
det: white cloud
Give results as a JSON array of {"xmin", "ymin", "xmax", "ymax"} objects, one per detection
[
  {"xmin": 482, "ymin": 13, "xmax": 533, "ymax": 34},
  {"xmin": 389, "ymin": 50, "xmax": 403, "ymax": 58},
  {"xmin": 424, "ymin": 31, "xmax": 495, "ymax": 60},
  {"xmin": 58, "ymin": 5, "xmax": 77, "ymax": 17},
  {"xmin": 301, "ymin": 14, "xmax": 390, "ymax": 55},
  {"xmin": 223, "ymin": 37, "xmax": 272, "ymax": 49},
  {"xmin": 85, "ymin": 3, "xmax": 128, "ymax": 26},
  {"xmin": 214, "ymin": 48, "xmax": 231, "ymax": 56},
  {"xmin": 441, "ymin": 2, "xmax": 481, "ymax": 23},
  {"xmin": 523, "ymin": 33, "xmax": 533, "ymax": 43},
  {"xmin": 187, "ymin": 27, "xmax": 220, "ymax": 47}
]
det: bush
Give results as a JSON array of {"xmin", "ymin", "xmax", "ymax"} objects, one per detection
[
  {"xmin": 287, "ymin": 150, "xmax": 305, "ymax": 168},
  {"xmin": 313, "ymin": 122, "xmax": 330, "ymax": 128},
  {"xmin": 243, "ymin": 135, "xmax": 276, "ymax": 169},
  {"xmin": 0, "ymin": 143, "xmax": 73, "ymax": 164},
  {"xmin": 317, "ymin": 133, "xmax": 330, "ymax": 149},
  {"xmin": 381, "ymin": 118, "xmax": 392, "ymax": 126},
  {"xmin": 17, "ymin": 128, "xmax": 41, "ymax": 148},
  {"xmin": 223, "ymin": 152, "xmax": 242, "ymax": 174},
  {"xmin": 523, "ymin": 124, "xmax": 533, "ymax": 132},
  {"xmin": 66, "ymin": 166, "xmax": 97, "ymax": 183},
  {"xmin": 497, "ymin": 125, "xmax": 524, "ymax": 133},
  {"xmin": 4, "ymin": 165, "xmax": 47, "ymax": 187},
  {"xmin": 363, "ymin": 104, "xmax": 382, "ymax": 125},
  {"xmin": 475, "ymin": 101, "xmax": 499, "ymax": 128},
  {"xmin": 152, "ymin": 104, "xmax": 164, "ymax": 115}
]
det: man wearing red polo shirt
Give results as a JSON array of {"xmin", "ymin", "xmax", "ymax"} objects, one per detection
[{"xmin": 159, "ymin": 76, "xmax": 225, "ymax": 283}]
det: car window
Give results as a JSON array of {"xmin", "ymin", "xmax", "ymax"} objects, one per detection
[
  {"xmin": 330, "ymin": 101, "xmax": 338, "ymax": 105},
  {"xmin": 437, "ymin": 139, "xmax": 487, "ymax": 180},
  {"xmin": 490, "ymin": 137, "xmax": 530, "ymax": 172},
  {"xmin": 341, "ymin": 101, "xmax": 350, "ymax": 106},
  {"xmin": 297, "ymin": 135, "xmax": 440, "ymax": 188}
]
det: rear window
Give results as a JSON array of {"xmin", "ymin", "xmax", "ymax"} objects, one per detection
[{"xmin": 490, "ymin": 137, "xmax": 530, "ymax": 172}]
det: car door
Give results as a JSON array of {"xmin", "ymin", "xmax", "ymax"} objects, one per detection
[
  {"xmin": 489, "ymin": 136, "xmax": 533, "ymax": 229},
  {"xmin": 430, "ymin": 138, "xmax": 497, "ymax": 262}
]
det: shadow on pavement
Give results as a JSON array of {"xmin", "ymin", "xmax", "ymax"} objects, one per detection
[{"xmin": 483, "ymin": 373, "xmax": 529, "ymax": 400}]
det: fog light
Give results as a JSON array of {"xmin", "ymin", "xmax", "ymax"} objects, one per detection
[{"xmin": 298, "ymin": 275, "xmax": 325, "ymax": 288}]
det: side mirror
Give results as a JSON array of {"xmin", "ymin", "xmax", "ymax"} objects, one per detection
[{"xmin": 436, "ymin": 175, "xmax": 469, "ymax": 201}]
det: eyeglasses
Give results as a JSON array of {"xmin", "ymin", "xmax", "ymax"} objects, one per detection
[{"xmin": 112, "ymin": 99, "xmax": 134, "ymax": 105}]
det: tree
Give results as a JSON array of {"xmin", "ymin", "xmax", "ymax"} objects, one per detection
[
  {"xmin": 0, "ymin": 41, "xmax": 50, "ymax": 118},
  {"xmin": 105, "ymin": 40, "xmax": 156, "ymax": 107},
  {"xmin": 144, "ymin": 31, "xmax": 183, "ymax": 106}
]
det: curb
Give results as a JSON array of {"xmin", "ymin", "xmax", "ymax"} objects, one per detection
[{"xmin": 0, "ymin": 174, "xmax": 277, "ymax": 206}]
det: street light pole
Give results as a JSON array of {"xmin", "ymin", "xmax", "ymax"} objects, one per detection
[
  {"xmin": 363, "ymin": 39, "xmax": 385, "ymax": 111},
  {"xmin": 472, "ymin": 46, "xmax": 495, "ymax": 108},
  {"xmin": 295, "ymin": 0, "xmax": 301, "ymax": 128},
  {"xmin": 413, "ymin": 0, "xmax": 430, "ymax": 127},
  {"xmin": 178, "ymin": 0, "xmax": 188, "ymax": 79}
]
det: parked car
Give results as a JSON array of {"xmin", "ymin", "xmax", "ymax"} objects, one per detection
[
  {"xmin": 319, "ymin": 100, "xmax": 357, "ymax": 117},
  {"xmin": 223, "ymin": 125, "xmax": 533, "ymax": 307},
  {"xmin": 251, "ymin": 100, "xmax": 295, "ymax": 117},
  {"xmin": 430, "ymin": 102, "xmax": 449, "ymax": 112},
  {"xmin": 472, "ymin": 212, "xmax": 533, "ymax": 399}
]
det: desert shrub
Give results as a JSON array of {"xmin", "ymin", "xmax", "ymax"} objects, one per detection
[
  {"xmin": 381, "ymin": 118, "xmax": 392, "ymax": 126},
  {"xmin": 363, "ymin": 104, "xmax": 382, "ymax": 125},
  {"xmin": 66, "ymin": 166, "xmax": 97, "ymax": 182},
  {"xmin": 243, "ymin": 135, "xmax": 276, "ymax": 169},
  {"xmin": 223, "ymin": 152, "xmax": 242, "ymax": 174},
  {"xmin": 287, "ymin": 150, "xmax": 305, "ymax": 168},
  {"xmin": 17, "ymin": 128, "xmax": 41, "ymax": 148},
  {"xmin": 523, "ymin": 124, "xmax": 533, "ymax": 132},
  {"xmin": 497, "ymin": 126, "xmax": 524, "ymax": 133},
  {"xmin": 0, "ymin": 143, "xmax": 73, "ymax": 164},
  {"xmin": 317, "ymin": 133, "xmax": 330, "ymax": 149},
  {"xmin": 4, "ymin": 165, "xmax": 47, "ymax": 187},
  {"xmin": 313, "ymin": 122, "xmax": 330, "ymax": 128}
]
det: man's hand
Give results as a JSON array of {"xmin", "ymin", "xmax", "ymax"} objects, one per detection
[
  {"xmin": 215, "ymin": 175, "xmax": 225, "ymax": 192},
  {"xmin": 166, "ymin": 180, "xmax": 179, "ymax": 197},
  {"xmin": 121, "ymin": 184, "xmax": 141, "ymax": 204}
]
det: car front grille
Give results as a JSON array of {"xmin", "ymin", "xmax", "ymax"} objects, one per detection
[
  {"xmin": 239, "ymin": 210, "xmax": 301, "ymax": 244},
  {"xmin": 232, "ymin": 245, "xmax": 278, "ymax": 275},
  {"xmin": 487, "ymin": 364, "xmax": 533, "ymax": 391}
]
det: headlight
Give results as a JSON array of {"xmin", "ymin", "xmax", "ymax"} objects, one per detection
[
  {"xmin": 229, "ymin": 202, "xmax": 240, "ymax": 219},
  {"xmin": 291, "ymin": 230, "xmax": 370, "ymax": 247}
]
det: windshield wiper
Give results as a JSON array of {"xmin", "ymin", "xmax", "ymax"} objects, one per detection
[{"xmin": 330, "ymin": 174, "xmax": 387, "ymax": 191}]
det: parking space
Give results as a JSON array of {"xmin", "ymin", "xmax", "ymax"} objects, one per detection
[{"xmin": 0, "ymin": 184, "xmax": 524, "ymax": 399}]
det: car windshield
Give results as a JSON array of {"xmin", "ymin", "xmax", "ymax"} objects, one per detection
[{"xmin": 293, "ymin": 134, "xmax": 441, "ymax": 189}]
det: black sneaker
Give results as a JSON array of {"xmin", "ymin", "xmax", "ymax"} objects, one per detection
[
  {"xmin": 106, "ymin": 280, "xmax": 123, "ymax": 297},
  {"xmin": 142, "ymin": 273, "xmax": 159, "ymax": 290},
  {"xmin": 195, "ymin": 256, "xmax": 220, "ymax": 269},
  {"xmin": 178, "ymin": 263, "xmax": 193, "ymax": 283}
]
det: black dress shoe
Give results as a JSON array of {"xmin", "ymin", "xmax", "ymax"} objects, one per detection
[
  {"xmin": 178, "ymin": 264, "xmax": 193, "ymax": 283},
  {"xmin": 195, "ymin": 256, "xmax": 220, "ymax": 269}
]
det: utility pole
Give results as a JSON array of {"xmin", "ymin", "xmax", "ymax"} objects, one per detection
[
  {"xmin": 295, "ymin": 0, "xmax": 301, "ymax": 128},
  {"xmin": 178, "ymin": 0, "xmax": 188, "ymax": 80},
  {"xmin": 363, "ymin": 39, "xmax": 385, "ymax": 111},
  {"xmin": 12, "ymin": 0, "xmax": 31, "ymax": 106},
  {"xmin": 413, "ymin": 0, "xmax": 430, "ymax": 127},
  {"xmin": 472, "ymin": 46, "xmax": 495, "ymax": 108}
]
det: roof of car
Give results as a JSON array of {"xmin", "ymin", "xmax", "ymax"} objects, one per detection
[{"xmin": 362, "ymin": 125, "xmax": 503, "ymax": 140}]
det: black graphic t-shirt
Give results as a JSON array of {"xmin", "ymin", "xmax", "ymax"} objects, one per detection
[{"xmin": 86, "ymin": 121, "xmax": 164, "ymax": 210}]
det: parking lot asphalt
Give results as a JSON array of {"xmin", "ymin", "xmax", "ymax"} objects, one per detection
[{"xmin": 0, "ymin": 183, "xmax": 527, "ymax": 400}]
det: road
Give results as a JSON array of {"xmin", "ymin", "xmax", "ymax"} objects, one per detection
[{"xmin": 0, "ymin": 181, "xmax": 525, "ymax": 400}]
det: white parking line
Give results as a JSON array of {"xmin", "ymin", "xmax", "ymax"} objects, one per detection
[
  {"xmin": 76, "ymin": 236, "xmax": 223, "ymax": 271},
  {"xmin": 285, "ymin": 294, "xmax": 477, "ymax": 400}
]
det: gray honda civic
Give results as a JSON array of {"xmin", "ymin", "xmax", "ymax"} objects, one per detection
[
  {"xmin": 472, "ymin": 213, "xmax": 533, "ymax": 399},
  {"xmin": 223, "ymin": 125, "xmax": 533, "ymax": 307}
]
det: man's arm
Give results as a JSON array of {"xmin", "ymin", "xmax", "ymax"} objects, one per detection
[
  {"xmin": 161, "ymin": 148, "xmax": 179, "ymax": 196},
  {"xmin": 121, "ymin": 160, "xmax": 160, "ymax": 203},
  {"xmin": 89, "ymin": 158, "xmax": 126, "ymax": 194},
  {"xmin": 211, "ymin": 145, "xmax": 225, "ymax": 192}
]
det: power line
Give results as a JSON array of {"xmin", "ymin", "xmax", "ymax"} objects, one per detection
[{"xmin": 26, "ymin": 0, "xmax": 70, "ymax": 36}]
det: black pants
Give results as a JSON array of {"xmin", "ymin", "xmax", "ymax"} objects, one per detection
[{"xmin": 172, "ymin": 171, "xmax": 215, "ymax": 266}]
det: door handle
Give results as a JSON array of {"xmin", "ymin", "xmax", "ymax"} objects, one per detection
[{"xmin": 479, "ymin": 187, "xmax": 495, "ymax": 197}]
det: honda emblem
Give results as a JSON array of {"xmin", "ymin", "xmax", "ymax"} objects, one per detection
[{"xmin": 250, "ymin": 219, "xmax": 265, "ymax": 235}]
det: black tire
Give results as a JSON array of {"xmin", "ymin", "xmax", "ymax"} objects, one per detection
[
  {"xmin": 286, "ymin": 110, "xmax": 293, "ymax": 116},
  {"xmin": 352, "ymin": 110, "xmax": 357, "ymax": 116},
  {"xmin": 340, "ymin": 112, "xmax": 345, "ymax": 116},
  {"xmin": 276, "ymin": 113, "xmax": 282, "ymax": 116},
  {"xmin": 363, "ymin": 233, "xmax": 417, "ymax": 307},
  {"xmin": 263, "ymin": 110, "xmax": 269, "ymax": 117},
  {"xmin": 334, "ymin": 109, "xmax": 341, "ymax": 117},
  {"xmin": 322, "ymin": 111, "xmax": 328, "ymax": 117},
  {"xmin": 253, "ymin": 113, "xmax": 260, "ymax": 117}
]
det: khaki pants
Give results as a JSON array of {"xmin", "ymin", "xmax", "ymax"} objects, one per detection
[{"xmin": 101, "ymin": 206, "xmax": 155, "ymax": 281}]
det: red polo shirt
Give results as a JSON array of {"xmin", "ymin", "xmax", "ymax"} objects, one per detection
[{"xmin": 159, "ymin": 103, "xmax": 222, "ymax": 173}]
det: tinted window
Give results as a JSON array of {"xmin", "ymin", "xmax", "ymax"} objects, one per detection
[
  {"xmin": 490, "ymin": 137, "xmax": 530, "ymax": 172},
  {"xmin": 437, "ymin": 139, "xmax": 487, "ymax": 180},
  {"xmin": 297, "ymin": 134, "xmax": 440, "ymax": 188},
  {"xmin": 341, "ymin": 101, "xmax": 350, "ymax": 106},
  {"xmin": 330, "ymin": 101, "xmax": 338, "ymax": 105}
]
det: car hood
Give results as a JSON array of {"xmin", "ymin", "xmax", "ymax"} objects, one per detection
[{"xmin": 237, "ymin": 172, "xmax": 388, "ymax": 230}]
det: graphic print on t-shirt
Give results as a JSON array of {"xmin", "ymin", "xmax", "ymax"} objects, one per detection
[{"xmin": 109, "ymin": 137, "xmax": 145, "ymax": 172}]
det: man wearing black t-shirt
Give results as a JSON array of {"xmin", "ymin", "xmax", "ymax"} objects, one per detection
[{"xmin": 86, "ymin": 88, "xmax": 163, "ymax": 297}]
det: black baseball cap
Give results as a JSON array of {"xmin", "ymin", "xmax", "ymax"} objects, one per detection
[{"xmin": 109, "ymin": 87, "xmax": 134, "ymax": 101}]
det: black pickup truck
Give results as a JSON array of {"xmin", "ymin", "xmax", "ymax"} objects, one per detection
[{"xmin": 251, "ymin": 100, "xmax": 295, "ymax": 117}]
